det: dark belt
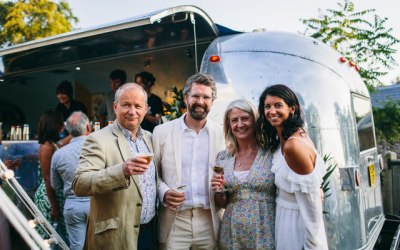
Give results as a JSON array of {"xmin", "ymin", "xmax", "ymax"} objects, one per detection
[{"xmin": 140, "ymin": 218, "xmax": 154, "ymax": 230}]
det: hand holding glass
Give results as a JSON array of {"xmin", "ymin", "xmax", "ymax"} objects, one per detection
[
  {"xmin": 135, "ymin": 152, "xmax": 153, "ymax": 165},
  {"xmin": 210, "ymin": 161, "xmax": 226, "ymax": 193},
  {"xmin": 124, "ymin": 152, "xmax": 153, "ymax": 176}
]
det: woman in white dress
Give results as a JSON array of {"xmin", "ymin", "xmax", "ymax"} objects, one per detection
[{"xmin": 256, "ymin": 84, "xmax": 328, "ymax": 250}]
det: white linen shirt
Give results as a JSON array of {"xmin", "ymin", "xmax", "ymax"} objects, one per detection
[{"xmin": 180, "ymin": 115, "xmax": 210, "ymax": 210}]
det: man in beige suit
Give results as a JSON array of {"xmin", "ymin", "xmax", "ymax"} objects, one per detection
[
  {"xmin": 153, "ymin": 73, "xmax": 225, "ymax": 249},
  {"xmin": 73, "ymin": 83, "xmax": 157, "ymax": 250}
]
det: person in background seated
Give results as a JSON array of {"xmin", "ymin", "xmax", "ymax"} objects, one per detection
[
  {"xmin": 135, "ymin": 71, "xmax": 163, "ymax": 132},
  {"xmin": 97, "ymin": 69, "xmax": 127, "ymax": 128},
  {"xmin": 51, "ymin": 111, "xmax": 91, "ymax": 250},
  {"xmin": 55, "ymin": 80, "xmax": 88, "ymax": 121}
]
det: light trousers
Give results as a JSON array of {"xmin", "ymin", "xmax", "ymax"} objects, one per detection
[
  {"xmin": 160, "ymin": 208, "xmax": 217, "ymax": 250},
  {"xmin": 63, "ymin": 198, "xmax": 90, "ymax": 250}
]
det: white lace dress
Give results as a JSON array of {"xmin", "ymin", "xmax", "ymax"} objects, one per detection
[{"xmin": 271, "ymin": 139, "xmax": 328, "ymax": 250}]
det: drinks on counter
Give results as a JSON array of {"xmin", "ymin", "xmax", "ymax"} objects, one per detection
[{"xmin": 5, "ymin": 124, "xmax": 31, "ymax": 141}]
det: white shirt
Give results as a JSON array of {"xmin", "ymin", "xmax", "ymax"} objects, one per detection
[
  {"xmin": 180, "ymin": 115, "xmax": 210, "ymax": 210},
  {"xmin": 234, "ymin": 170, "xmax": 250, "ymax": 182}
]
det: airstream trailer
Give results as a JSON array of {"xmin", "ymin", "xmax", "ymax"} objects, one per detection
[{"xmin": 0, "ymin": 5, "xmax": 399, "ymax": 249}]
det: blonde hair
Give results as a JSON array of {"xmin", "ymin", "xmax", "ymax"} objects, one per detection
[{"xmin": 223, "ymin": 99, "xmax": 260, "ymax": 155}]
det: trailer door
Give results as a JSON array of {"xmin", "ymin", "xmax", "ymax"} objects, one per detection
[{"xmin": 352, "ymin": 93, "xmax": 384, "ymax": 246}]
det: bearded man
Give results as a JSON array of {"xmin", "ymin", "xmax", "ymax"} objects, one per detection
[{"xmin": 152, "ymin": 73, "xmax": 225, "ymax": 249}]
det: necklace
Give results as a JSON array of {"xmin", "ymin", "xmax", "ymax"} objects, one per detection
[{"xmin": 234, "ymin": 149, "xmax": 257, "ymax": 170}]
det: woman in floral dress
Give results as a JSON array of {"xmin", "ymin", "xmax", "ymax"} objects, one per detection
[{"xmin": 211, "ymin": 99, "xmax": 275, "ymax": 250}]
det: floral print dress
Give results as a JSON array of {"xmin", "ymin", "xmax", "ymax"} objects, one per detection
[
  {"xmin": 34, "ymin": 143, "xmax": 68, "ymax": 244},
  {"xmin": 217, "ymin": 148, "xmax": 276, "ymax": 250}
]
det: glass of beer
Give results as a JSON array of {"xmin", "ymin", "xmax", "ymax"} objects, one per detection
[{"xmin": 135, "ymin": 152, "xmax": 154, "ymax": 165}]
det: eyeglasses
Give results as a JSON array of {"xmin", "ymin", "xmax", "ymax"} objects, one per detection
[{"xmin": 188, "ymin": 93, "xmax": 213, "ymax": 102}]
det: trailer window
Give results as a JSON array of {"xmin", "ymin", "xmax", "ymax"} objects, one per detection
[{"xmin": 352, "ymin": 94, "xmax": 375, "ymax": 151}]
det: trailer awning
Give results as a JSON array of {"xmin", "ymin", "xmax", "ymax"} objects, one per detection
[{"xmin": 0, "ymin": 5, "xmax": 223, "ymax": 78}]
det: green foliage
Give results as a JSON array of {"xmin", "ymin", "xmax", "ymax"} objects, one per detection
[
  {"xmin": 321, "ymin": 153, "xmax": 337, "ymax": 199},
  {"xmin": 321, "ymin": 153, "xmax": 337, "ymax": 214},
  {"xmin": 0, "ymin": 0, "xmax": 78, "ymax": 47},
  {"xmin": 165, "ymin": 87, "xmax": 186, "ymax": 120},
  {"xmin": 302, "ymin": 0, "xmax": 399, "ymax": 89},
  {"xmin": 372, "ymin": 98, "xmax": 400, "ymax": 144},
  {"xmin": 0, "ymin": 1, "xmax": 13, "ymax": 45}
]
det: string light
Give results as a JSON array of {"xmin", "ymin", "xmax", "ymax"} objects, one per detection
[
  {"xmin": 43, "ymin": 237, "xmax": 58, "ymax": 248},
  {"xmin": 1, "ymin": 170, "xmax": 14, "ymax": 180},
  {"xmin": 28, "ymin": 218, "xmax": 41, "ymax": 228}
]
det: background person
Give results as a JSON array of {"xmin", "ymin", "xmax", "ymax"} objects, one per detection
[
  {"xmin": 153, "ymin": 73, "xmax": 225, "ymax": 249},
  {"xmin": 135, "ymin": 71, "xmax": 163, "ymax": 132},
  {"xmin": 3, "ymin": 142, "xmax": 39, "ymax": 218},
  {"xmin": 55, "ymin": 80, "xmax": 88, "ymax": 121},
  {"xmin": 51, "ymin": 111, "xmax": 91, "ymax": 250},
  {"xmin": 73, "ymin": 83, "xmax": 157, "ymax": 250},
  {"xmin": 34, "ymin": 109, "xmax": 70, "ymax": 244},
  {"xmin": 257, "ymin": 84, "xmax": 328, "ymax": 250},
  {"xmin": 97, "ymin": 69, "xmax": 127, "ymax": 128},
  {"xmin": 211, "ymin": 99, "xmax": 275, "ymax": 249}
]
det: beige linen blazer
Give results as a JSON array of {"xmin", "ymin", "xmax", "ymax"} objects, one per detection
[
  {"xmin": 72, "ymin": 123, "xmax": 154, "ymax": 250},
  {"xmin": 152, "ymin": 115, "xmax": 225, "ymax": 243}
]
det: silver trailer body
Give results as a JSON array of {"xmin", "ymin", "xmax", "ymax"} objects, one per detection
[
  {"xmin": 201, "ymin": 31, "xmax": 384, "ymax": 249},
  {"xmin": 0, "ymin": 5, "xmax": 398, "ymax": 249}
]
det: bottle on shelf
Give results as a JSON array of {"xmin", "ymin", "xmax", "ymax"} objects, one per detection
[
  {"xmin": 23, "ymin": 124, "xmax": 30, "ymax": 141},
  {"xmin": 16, "ymin": 125, "xmax": 22, "ymax": 140},
  {"xmin": 10, "ymin": 126, "xmax": 16, "ymax": 140},
  {"xmin": 94, "ymin": 122, "xmax": 101, "ymax": 131}
]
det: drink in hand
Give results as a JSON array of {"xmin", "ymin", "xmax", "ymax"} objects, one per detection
[
  {"xmin": 209, "ymin": 161, "xmax": 226, "ymax": 193},
  {"xmin": 136, "ymin": 152, "xmax": 153, "ymax": 165},
  {"xmin": 213, "ymin": 165, "xmax": 224, "ymax": 174}
]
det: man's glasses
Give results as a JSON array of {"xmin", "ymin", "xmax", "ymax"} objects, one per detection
[{"xmin": 188, "ymin": 93, "xmax": 213, "ymax": 102}]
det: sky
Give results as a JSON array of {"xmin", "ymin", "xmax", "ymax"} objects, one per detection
[{"xmin": 66, "ymin": 0, "xmax": 400, "ymax": 84}]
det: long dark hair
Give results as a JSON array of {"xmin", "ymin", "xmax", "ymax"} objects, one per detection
[
  {"xmin": 256, "ymin": 84, "xmax": 304, "ymax": 152},
  {"xmin": 37, "ymin": 109, "xmax": 64, "ymax": 144}
]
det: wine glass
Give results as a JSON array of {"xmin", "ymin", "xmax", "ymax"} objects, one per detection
[{"xmin": 209, "ymin": 160, "xmax": 226, "ymax": 193}]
